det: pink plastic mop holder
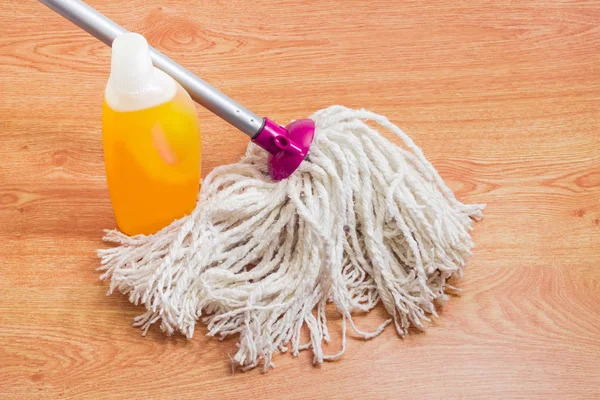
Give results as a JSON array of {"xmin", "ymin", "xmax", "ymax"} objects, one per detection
[{"xmin": 252, "ymin": 118, "xmax": 315, "ymax": 181}]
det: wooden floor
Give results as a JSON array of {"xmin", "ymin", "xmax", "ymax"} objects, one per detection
[{"xmin": 1, "ymin": 0, "xmax": 599, "ymax": 398}]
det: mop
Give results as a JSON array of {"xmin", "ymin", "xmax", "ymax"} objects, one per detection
[{"xmin": 40, "ymin": 0, "xmax": 485, "ymax": 372}]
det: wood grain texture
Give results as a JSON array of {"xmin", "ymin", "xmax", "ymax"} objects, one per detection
[{"xmin": 1, "ymin": 0, "xmax": 599, "ymax": 398}]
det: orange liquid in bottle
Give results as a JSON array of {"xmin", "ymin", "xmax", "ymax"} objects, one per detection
[{"xmin": 102, "ymin": 85, "xmax": 201, "ymax": 235}]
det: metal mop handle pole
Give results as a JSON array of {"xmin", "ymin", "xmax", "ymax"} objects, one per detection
[{"xmin": 38, "ymin": 0, "xmax": 264, "ymax": 138}]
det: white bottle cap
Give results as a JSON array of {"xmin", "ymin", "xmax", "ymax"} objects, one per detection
[{"xmin": 108, "ymin": 33, "xmax": 154, "ymax": 95}]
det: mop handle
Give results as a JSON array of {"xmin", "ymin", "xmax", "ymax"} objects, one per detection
[{"xmin": 38, "ymin": 0, "xmax": 264, "ymax": 138}]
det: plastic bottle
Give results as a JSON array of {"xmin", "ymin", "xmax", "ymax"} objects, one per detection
[{"xmin": 102, "ymin": 33, "xmax": 201, "ymax": 235}]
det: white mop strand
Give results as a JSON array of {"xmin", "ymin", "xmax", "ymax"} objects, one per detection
[{"xmin": 98, "ymin": 105, "xmax": 484, "ymax": 372}]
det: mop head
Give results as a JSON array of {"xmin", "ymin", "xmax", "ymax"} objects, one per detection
[{"xmin": 99, "ymin": 105, "xmax": 484, "ymax": 372}]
